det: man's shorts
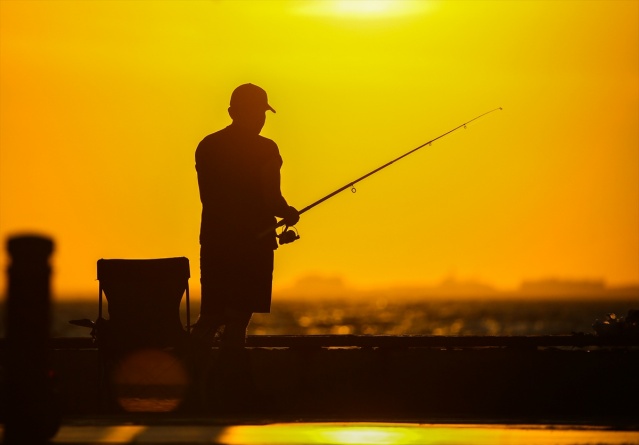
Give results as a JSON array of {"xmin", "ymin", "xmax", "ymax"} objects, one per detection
[{"xmin": 200, "ymin": 243, "xmax": 274, "ymax": 314}]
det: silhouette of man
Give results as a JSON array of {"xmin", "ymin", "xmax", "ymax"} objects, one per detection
[{"xmin": 192, "ymin": 83, "xmax": 299, "ymax": 347}]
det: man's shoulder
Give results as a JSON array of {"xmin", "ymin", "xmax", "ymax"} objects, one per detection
[
  {"xmin": 197, "ymin": 127, "xmax": 276, "ymax": 146},
  {"xmin": 198, "ymin": 127, "xmax": 229, "ymax": 146},
  {"xmin": 196, "ymin": 127, "xmax": 279, "ymax": 161},
  {"xmin": 195, "ymin": 127, "xmax": 229, "ymax": 161},
  {"xmin": 256, "ymin": 134, "xmax": 278, "ymax": 151}
]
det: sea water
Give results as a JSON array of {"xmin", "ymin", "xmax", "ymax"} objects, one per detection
[{"xmin": 7, "ymin": 296, "xmax": 637, "ymax": 338}]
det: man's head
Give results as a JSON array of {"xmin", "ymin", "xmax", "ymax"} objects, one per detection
[{"xmin": 228, "ymin": 83, "xmax": 275, "ymax": 134}]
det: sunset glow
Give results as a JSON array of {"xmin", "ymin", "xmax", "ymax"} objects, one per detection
[
  {"xmin": 297, "ymin": 0, "xmax": 434, "ymax": 18},
  {"xmin": 1, "ymin": 0, "xmax": 637, "ymax": 299}
]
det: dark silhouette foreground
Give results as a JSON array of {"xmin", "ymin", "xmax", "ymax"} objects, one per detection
[{"xmin": 3, "ymin": 235, "xmax": 59, "ymax": 444}]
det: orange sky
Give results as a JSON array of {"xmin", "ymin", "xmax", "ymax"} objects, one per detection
[{"xmin": 1, "ymin": 0, "xmax": 638, "ymax": 298}]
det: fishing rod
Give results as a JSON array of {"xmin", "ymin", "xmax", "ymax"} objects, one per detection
[{"xmin": 274, "ymin": 107, "xmax": 503, "ymax": 243}]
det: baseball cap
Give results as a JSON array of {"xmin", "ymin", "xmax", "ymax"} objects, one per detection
[{"xmin": 230, "ymin": 83, "xmax": 276, "ymax": 113}]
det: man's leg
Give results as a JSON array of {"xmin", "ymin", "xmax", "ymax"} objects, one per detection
[
  {"xmin": 184, "ymin": 245, "xmax": 227, "ymax": 411},
  {"xmin": 193, "ymin": 244, "xmax": 226, "ymax": 344},
  {"xmin": 220, "ymin": 308, "xmax": 252, "ymax": 347},
  {"xmin": 190, "ymin": 313, "xmax": 224, "ymax": 345},
  {"xmin": 216, "ymin": 308, "xmax": 260, "ymax": 410}
]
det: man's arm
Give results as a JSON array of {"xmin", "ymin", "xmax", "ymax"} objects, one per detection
[{"xmin": 261, "ymin": 159, "xmax": 299, "ymax": 226}]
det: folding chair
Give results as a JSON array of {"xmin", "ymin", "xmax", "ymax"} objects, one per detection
[{"xmin": 94, "ymin": 257, "xmax": 192, "ymax": 412}]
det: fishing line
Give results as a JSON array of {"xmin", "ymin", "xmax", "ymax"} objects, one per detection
[{"xmin": 272, "ymin": 107, "xmax": 503, "ymax": 241}]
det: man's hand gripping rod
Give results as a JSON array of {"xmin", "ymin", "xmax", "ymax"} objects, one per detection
[{"xmin": 266, "ymin": 107, "xmax": 503, "ymax": 241}]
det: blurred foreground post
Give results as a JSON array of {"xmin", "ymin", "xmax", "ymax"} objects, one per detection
[{"xmin": 3, "ymin": 235, "xmax": 58, "ymax": 444}]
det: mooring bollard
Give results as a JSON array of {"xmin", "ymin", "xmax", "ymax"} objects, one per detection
[{"xmin": 3, "ymin": 234, "xmax": 59, "ymax": 444}]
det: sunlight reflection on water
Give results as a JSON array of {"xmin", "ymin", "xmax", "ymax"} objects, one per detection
[
  {"xmin": 43, "ymin": 422, "xmax": 639, "ymax": 445},
  {"xmin": 46, "ymin": 298, "xmax": 638, "ymax": 338},
  {"xmin": 218, "ymin": 423, "xmax": 639, "ymax": 445}
]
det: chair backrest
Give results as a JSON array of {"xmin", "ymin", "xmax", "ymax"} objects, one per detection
[{"xmin": 97, "ymin": 257, "xmax": 190, "ymax": 349}]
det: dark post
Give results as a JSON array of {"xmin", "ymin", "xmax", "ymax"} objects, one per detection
[{"xmin": 3, "ymin": 235, "xmax": 58, "ymax": 444}]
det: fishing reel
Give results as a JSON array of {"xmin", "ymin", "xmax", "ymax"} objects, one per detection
[{"xmin": 277, "ymin": 225, "xmax": 300, "ymax": 245}]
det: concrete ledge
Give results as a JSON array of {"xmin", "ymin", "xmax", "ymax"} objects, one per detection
[
  {"xmin": 39, "ymin": 334, "xmax": 639, "ymax": 350},
  {"xmin": 42, "ymin": 342, "xmax": 639, "ymax": 422}
]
